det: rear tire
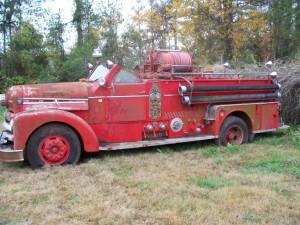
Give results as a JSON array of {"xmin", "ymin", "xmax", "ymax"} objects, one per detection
[
  {"xmin": 26, "ymin": 124, "xmax": 81, "ymax": 169},
  {"xmin": 216, "ymin": 116, "xmax": 249, "ymax": 146}
]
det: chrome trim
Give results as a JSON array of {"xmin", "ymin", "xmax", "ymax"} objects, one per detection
[
  {"xmin": 164, "ymin": 94, "xmax": 180, "ymax": 97},
  {"xmin": 210, "ymin": 101, "xmax": 279, "ymax": 108},
  {"xmin": 89, "ymin": 95, "xmax": 149, "ymax": 99},
  {"xmin": 2, "ymin": 131, "xmax": 13, "ymax": 142},
  {"xmin": 23, "ymin": 101, "xmax": 87, "ymax": 105},
  {"xmin": 0, "ymin": 147, "xmax": 23, "ymax": 162},
  {"xmin": 253, "ymin": 128, "xmax": 277, "ymax": 134},
  {"xmin": 23, "ymin": 97, "xmax": 88, "ymax": 101},
  {"xmin": 101, "ymin": 135, "xmax": 218, "ymax": 151},
  {"xmin": 2, "ymin": 121, "xmax": 12, "ymax": 132}
]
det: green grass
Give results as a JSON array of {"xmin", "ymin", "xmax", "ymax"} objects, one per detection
[
  {"xmin": 288, "ymin": 126, "xmax": 300, "ymax": 150},
  {"xmin": 255, "ymin": 126, "xmax": 300, "ymax": 151},
  {"xmin": 241, "ymin": 152, "xmax": 300, "ymax": 178},
  {"xmin": 191, "ymin": 177, "xmax": 234, "ymax": 189},
  {"xmin": 201, "ymin": 146, "xmax": 218, "ymax": 158},
  {"xmin": 0, "ymin": 129, "xmax": 299, "ymax": 225},
  {"xmin": 31, "ymin": 193, "xmax": 50, "ymax": 207},
  {"xmin": 226, "ymin": 144, "xmax": 241, "ymax": 153},
  {"xmin": 112, "ymin": 166, "xmax": 134, "ymax": 177},
  {"xmin": 241, "ymin": 214, "xmax": 260, "ymax": 223},
  {"xmin": 201, "ymin": 144, "xmax": 240, "ymax": 159}
]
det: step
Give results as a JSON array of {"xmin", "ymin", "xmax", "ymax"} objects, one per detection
[{"xmin": 100, "ymin": 135, "xmax": 218, "ymax": 151}]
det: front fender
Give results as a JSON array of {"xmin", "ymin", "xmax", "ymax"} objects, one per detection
[{"xmin": 13, "ymin": 110, "xmax": 99, "ymax": 152}]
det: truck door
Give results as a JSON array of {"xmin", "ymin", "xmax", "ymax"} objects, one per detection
[{"xmin": 108, "ymin": 70, "xmax": 147, "ymax": 123}]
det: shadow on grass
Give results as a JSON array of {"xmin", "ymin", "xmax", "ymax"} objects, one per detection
[
  {"xmin": 81, "ymin": 139, "xmax": 216, "ymax": 163},
  {"xmin": 0, "ymin": 130, "xmax": 293, "ymax": 169},
  {"xmin": 81, "ymin": 130, "xmax": 290, "ymax": 164}
]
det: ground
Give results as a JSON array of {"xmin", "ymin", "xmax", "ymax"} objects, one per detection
[{"xmin": 0, "ymin": 127, "xmax": 299, "ymax": 225}]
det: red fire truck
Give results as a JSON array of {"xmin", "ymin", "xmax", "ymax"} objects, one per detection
[{"xmin": 0, "ymin": 50, "xmax": 281, "ymax": 168}]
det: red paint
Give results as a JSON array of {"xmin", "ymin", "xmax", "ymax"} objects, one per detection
[
  {"xmin": 225, "ymin": 125, "xmax": 244, "ymax": 145},
  {"xmin": 0, "ymin": 50, "xmax": 281, "ymax": 163},
  {"xmin": 13, "ymin": 110, "xmax": 99, "ymax": 152},
  {"xmin": 38, "ymin": 135, "xmax": 71, "ymax": 165}
]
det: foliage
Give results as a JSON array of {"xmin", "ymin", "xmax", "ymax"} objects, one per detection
[
  {"xmin": 3, "ymin": 22, "xmax": 48, "ymax": 89},
  {"xmin": 0, "ymin": 0, "xmax": 298, "ymax": 91},
  {"xmin": 60, "ymin": 43, "xmax": 94, "ymax": 81}
]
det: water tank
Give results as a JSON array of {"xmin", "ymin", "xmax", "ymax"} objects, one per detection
[
  {"xmin": 157, "ymin": 51, "xmax": 192, "ymax": 72},
  {"xmin": 144, "ymin": 50, "xmax": 193, "ymax": 73}
]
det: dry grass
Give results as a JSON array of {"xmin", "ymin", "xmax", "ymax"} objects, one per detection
[{"xmin": 0, "ymin": 130, "xmax": 299, "ymax": 225}]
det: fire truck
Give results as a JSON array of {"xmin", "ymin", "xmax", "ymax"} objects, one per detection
[{"xmin": 0, "ymin": 50, "xmax": 281, "ymax": 168}]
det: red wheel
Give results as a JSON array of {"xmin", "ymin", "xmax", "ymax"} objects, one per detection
[
  {"xmin": 225, "ymin": 125, "xmax": 244, "ymax": 145},
  {"xmin": 217, "ymin": 116, "xmax": 249, "ymax": 146},
  {"xmin": 38, "ymin": 135, "xmax": 71, "ymax": 165},
  {"xmin": 26, "ymin": 124, "xmax": 81, "ymax": 168}
]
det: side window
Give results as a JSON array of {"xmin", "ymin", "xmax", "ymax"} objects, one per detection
[{"xmin": 114, "ymin": 70, "xmax": 140, "ymax": 84}]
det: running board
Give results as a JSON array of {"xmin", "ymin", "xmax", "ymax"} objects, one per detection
[{"xmin": 100, "ymin": 135, "xmax": 218, "ymax": 151}]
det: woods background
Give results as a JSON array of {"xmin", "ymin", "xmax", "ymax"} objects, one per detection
[{"xmin": 0, "ymin": 0, "xmax": 299, "ymax": 92}]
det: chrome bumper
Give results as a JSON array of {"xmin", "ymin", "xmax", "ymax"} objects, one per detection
[{"xmin": 0, "ymin": 145, "xmax": 23, "ymax": 162}]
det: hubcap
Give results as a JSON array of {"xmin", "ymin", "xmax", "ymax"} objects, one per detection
[
  {"xmin": 225, "ymin": 125, "xmax": 244, "ymax": 145},
  {"xmin": 38, "ymin": 135, "xmax": 71, "ymax": 165}
]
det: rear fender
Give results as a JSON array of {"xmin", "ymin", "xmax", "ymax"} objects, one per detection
[
  {"xmin": 13, "ymin": 110, "xmax": 99, "ymax": 152},
  {"xmin": 205, "ymin": 102, "xmax": 279, "ymax": 136}
]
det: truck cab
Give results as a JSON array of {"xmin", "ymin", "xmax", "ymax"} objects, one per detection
[{"xmin": 0, "ymin": 50, "xmax": 281, "ymax": 168}]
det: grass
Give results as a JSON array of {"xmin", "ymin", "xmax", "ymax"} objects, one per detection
[
  {"xmin": 0, "ymin": 128, "xmax": 299, "ymax": 225},
  {"xmin": 191, "ymin": 177, "xmax": 234, "ymax": 189},
  {"xmin": 242, "ymin": 214, "xmax": 261, "ymax": 223}
]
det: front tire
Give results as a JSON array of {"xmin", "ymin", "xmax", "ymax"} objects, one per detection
[
  {"xmin": 217, "ymin": 116, "xmax": 249, "ymax": 146},
  {"xmin": 26, "ymin": 124, "xmax": 81, "ymax": 169}
]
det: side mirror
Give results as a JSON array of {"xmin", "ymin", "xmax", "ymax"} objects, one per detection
[
  {"xmin": 98, "ymin": 77, "xmax": 106, "ymax": 87},
  {"xmin": 106, "ymin": 60, "xmax": 114, "ymax": 69}
]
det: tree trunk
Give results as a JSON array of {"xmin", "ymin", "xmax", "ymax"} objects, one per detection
[
  {"xmin": 74, "ymin": 0, "xmax": 83, "ymax": 46},
  {"xmin": 223, "ymin": 0, "xmax": 234, "ymax": 62}
]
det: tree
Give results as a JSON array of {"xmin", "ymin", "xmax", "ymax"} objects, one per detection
[
  {"xmin": 73, "ymin": 0, "xmax": 101, "ymax": 48},
  {"xmin": 119, "ymin": 26, "xmax": 144, "ymax": 68},
  {"xmin": 96, "ymin": 0, "xmax": 122, "ymax": 62},
  {"xmin": 44, "ymin": 12, "xmax": 66, "ymax": 82},
  {"xmin": 0, "ymin": 0, "xmax": 44, "ymax": 54},
  {"xmin": 73, "ymin": 0, "xmax": 84, "ymax": 46},
  {"xmin": 5, "ymin": 22, "xmax": 47, "ymax": 83},
  {"xmin": 47, "ymin": 12, "xmax": 65, "ymax": 61},
  {"xmin": 270, "ymin": 0, "xmax": 296, "ymax": 58}
]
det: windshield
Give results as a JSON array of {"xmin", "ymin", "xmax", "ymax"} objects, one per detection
[
  {"xmin": 88, "ymin": 65, "xmax": 110, "ymax": 81},
  {"xmin": 114, "ymin": 70, "xmax": 140, "ymax": 83}
]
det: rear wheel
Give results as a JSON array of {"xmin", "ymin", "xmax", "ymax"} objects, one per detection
[
  {"xmin": 217, "ymin": 116, "xmax": 249, "ymax": 146},
  {"xmin": 26, "ymin": 124, "xmax": 81, "ymax": 169}
]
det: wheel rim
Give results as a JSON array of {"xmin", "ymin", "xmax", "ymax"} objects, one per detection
[
  {"xmin": 38, "ymin": 135, "xmax": 71, "ymax": 165},
  {"xmin": 225, "ymin": 125, "xmax": 244, "ymax": 145}
]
